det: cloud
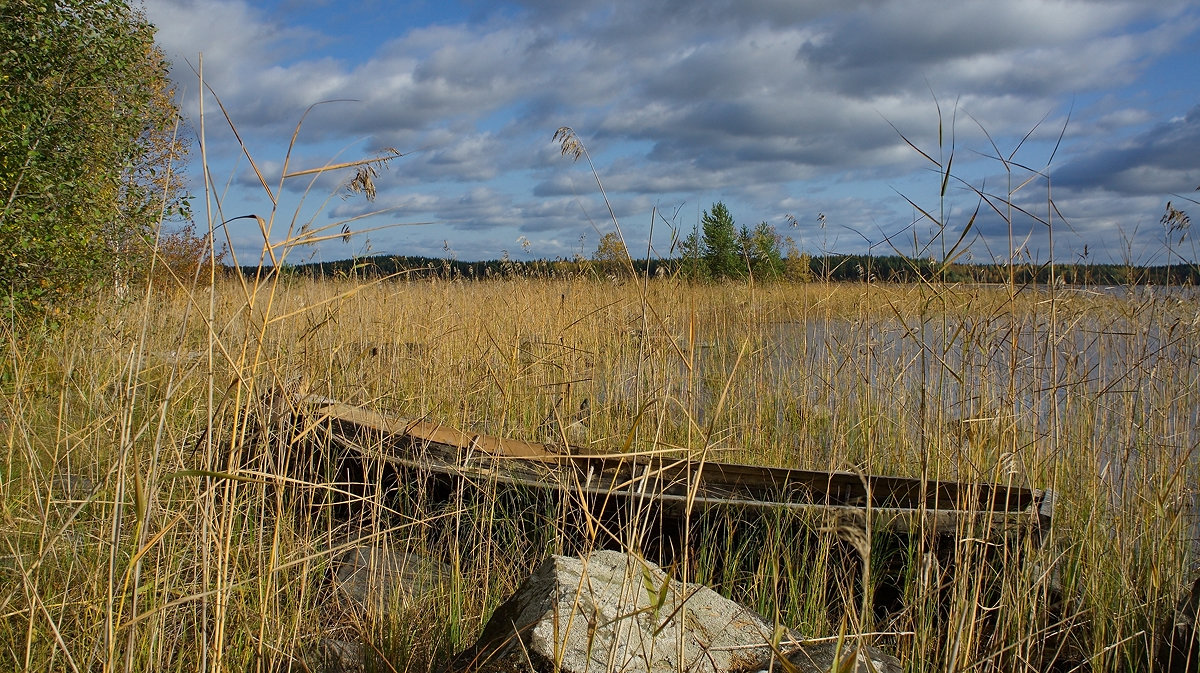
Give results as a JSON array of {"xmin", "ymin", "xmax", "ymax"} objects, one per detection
[
  {"xmin": 142, "ymin": 0, "xmax": 1200, "ymax": 263},
  {"xmin": 1055, "ymin": 106, "xmax": 1200, "ymax": 195}
]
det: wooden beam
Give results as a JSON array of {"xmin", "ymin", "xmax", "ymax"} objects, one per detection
[{"xmin": 298, "ymin": 396, "xmax": 1052, "ymax": 536}]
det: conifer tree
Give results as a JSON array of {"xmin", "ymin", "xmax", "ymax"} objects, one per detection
[{"xmin": 701, "ymin": 202, "xmax": 740, "ymax": 280}]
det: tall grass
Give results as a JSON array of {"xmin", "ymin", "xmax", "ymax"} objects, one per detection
[
  {"xmin": 1, "ymin": 103, "xmax": 1198, "ymax": 672},
  {"xmin": 5, "ymin": 273, "xmax": 1197, "ymax": 670}
]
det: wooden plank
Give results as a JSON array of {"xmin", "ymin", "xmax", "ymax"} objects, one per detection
[{"xmin": 299, "ymin": 396, "xmax": 1052, "ymax": 536}]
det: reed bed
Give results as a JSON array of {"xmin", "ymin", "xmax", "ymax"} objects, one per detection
[
  {"xmin": 3, "ymin": 98, "xmax": 1198, "ymax": 671},
  {"xmin": 2, "ymin": 271, "xmax": 1198, "ymax": 672}
]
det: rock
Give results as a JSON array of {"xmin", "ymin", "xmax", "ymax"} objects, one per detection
[
  {"xmin": 310, "ymin": 544, "xmax": 452, "ymax": 672},
  {"xmin": 540, "ymin": 397, "xmax": 591, "ymax": 446},
  {"xmin": 304, "ymin": 637, "xmax": 364, "ymax": 673},
  {"xmin": 1157, "ymin": 569, "xmax": 1200, "ymax": 672},
  {"xmin": 452, "ymin": 550, "xmax": 792, "ymax": 673},
  {"xmin": 333, "ymin": 544, "xmax": 452, "ymax": 613},
  {"xmin": 50, "ymin": 474, "xmax": 96, "ymax": 502},
  {"xmin": 746, "ymin": 641, "xmax": 903, "ymax": 673}
]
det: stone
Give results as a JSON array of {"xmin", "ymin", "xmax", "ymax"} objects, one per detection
[
  {"xmin": 308, "ymin": 544, "xmax": 452, "ymax": 673},
  {"xmin": 333, "ymin": 544, "xmax": 452, "ymax": 613},
  {"xmin": 1157, "ymin": 568, "xmax": 1200, "ymax": 672},
  {"xmin": 50, "ymin": 474, "xmax": 96, "ymax": 502},
  {"xmin": 452, "ymin": 550, "xmax": 791, "ymax": 673},
  {"xmin": 746, "ymin": 641, "xmax": 903, "ymax": 673},
  {"xmin": 304, "ymin": 637, "xmax": 364, "ymax": 673}
]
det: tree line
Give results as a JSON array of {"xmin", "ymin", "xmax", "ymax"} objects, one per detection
[
  {"xmin": 4, "ymin": 0, "xmax": 1197, "ymax": 322},
  {"xmin": 270, "ymin": 200, "xmax": 1200, "ymax": 287},
  {"xmin": 267, "ymin": 252, "xmax": 1200, "ymax": 288}
]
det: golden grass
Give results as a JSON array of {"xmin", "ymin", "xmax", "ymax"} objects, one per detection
[
  {"xmin": 3, "ymin": 90, "xmax": 1196, "ymax": 671},
  {"xmin": 2, "ymin": 274, "xmax": 1197, "ymax": 671}
]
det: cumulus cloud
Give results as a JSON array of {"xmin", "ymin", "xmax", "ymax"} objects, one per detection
[
  {"xmin": 142, "ymin": 0, "xmax": 1200, "ymax": 262},
  {"xmin": 1055, "ymin": 106, "xmax": 1200, "ymax": 195}
]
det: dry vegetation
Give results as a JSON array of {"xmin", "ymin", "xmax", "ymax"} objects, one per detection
[
  {"xmin": 2, "ymin": 271, "xmax": 1198, "ymax": 671},
  {"xmin": 3, "ymin": 98, "xmax": 1198, "ymax": 671}
]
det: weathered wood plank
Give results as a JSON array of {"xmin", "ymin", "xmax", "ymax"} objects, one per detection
[{"xmin": 299, "ymin": 396, "xmax": 1053, "ymax": 536}]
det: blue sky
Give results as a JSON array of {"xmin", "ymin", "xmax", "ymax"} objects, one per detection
[{"xmin": 142, "ymin": 0, "xmax": 1200, "ymax": 266}]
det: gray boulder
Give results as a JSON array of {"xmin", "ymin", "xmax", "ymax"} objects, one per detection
[
  {"xmin": 452, "ymin": 550, "xmax": 901, "ymax": 673},
  {"xmin": 306, "ymin": 544, "xmax": 451, "ymax": 672},
  {"xmin": 749, "ymin": 641, "xmax": 903, "ymax": 673},
  {"xmin": 333, "ymin": 543, "xmax": 452, "ymax": 613},
  {"xmin": 50, "ymin": 474, "xmax": 96, "ymax": 502}
]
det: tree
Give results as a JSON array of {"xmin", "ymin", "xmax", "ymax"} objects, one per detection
[
  {"xmin": 141, "ymin": 221, "xmax": 224, "ymax": 295},
  {"xmin": 593, "ymin": 231, "xmax": 630, "ymax": 277},
  {"xmin": 675, "ymin": 226, "xmax": 704, "ymax": 280},
  {"xmin": 737, "ymin": 225, "xmax": 753, "ymax": 272},
  {"xmin": 746, "ymin": 221, "xmax": 784, "ymax": 279},
  {"xmin": 783, "ymin": 236, "xmax": 814, "ymax": 282},
  {"xmin": 0, "ymin": 0, "xmax": 189, "ymax": 315},
  {"xmin": 701, "ymin": 202, "xmax": 740, "ymax": 280}
]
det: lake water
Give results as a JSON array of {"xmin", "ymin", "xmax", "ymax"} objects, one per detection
[{"xmin": 600, "ymin": 288, "xmax": 1200, "ymax": 555}]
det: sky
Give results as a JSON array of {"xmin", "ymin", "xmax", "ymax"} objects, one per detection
[{"xmin": 140, "ymin": 0, "xmax": 1200, "ymax": 267}]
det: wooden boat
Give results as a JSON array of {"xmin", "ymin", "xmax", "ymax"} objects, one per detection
[{"xmin": 290, "ymin": 396, "xmax": 1053, "ymax": 540}]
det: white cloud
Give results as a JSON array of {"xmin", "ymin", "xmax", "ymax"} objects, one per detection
[{"xmin": 142, "ymin": 0, "xmax": 1200, "ymax": 262}]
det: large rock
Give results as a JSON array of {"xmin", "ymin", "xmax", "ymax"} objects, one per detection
[
  {"xmin": 304, "ymin": 637, "xmax": 365, "ymax": 673},
  {"xmin": 50, "ymin": 474, "xmax": 96, "ymax": 502},
  {"xmin": 451, "ymin": 550, "xmax": 901, "ymax": 673}
]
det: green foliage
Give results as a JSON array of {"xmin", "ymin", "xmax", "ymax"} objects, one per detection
[
  {"xmin": 742, "ymin": 221, "xmax": 784, "ymax": 279},
  {"xmin": 0, "ymin": 0, "xmax": 187, "ymax": 316},
  {"xmin": 676, "ymin": 227, "xmax": 705, "ymax": 281},
  {"xmin": 592, "ymin": 231, "xmax": 630, "ymax": 276},
  {"xmin": 702, "ymin": 202, "xmax": 742, "ymax": 280},
  {"xmin": 269, "ymin": 251, "xmax": 1200, "ymax": 287}
]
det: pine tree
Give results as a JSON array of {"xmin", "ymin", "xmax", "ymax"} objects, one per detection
[
  {"xmin": 677, "ymin": 227, "xmax": 705, "ymax": 280},
  {"xmin": 701, "ymin": 202, "xmax": 741, "ymax": 280}
]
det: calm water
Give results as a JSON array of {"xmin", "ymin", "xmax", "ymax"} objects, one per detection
[{"xmin": 600, "ymin": 289, "xmax": 1200, "ymax": 553}]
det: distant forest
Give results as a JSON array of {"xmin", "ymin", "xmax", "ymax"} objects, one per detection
[{"xmin": 247, "ymin": 253, "xmax": 1200, "ymax": 286}]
